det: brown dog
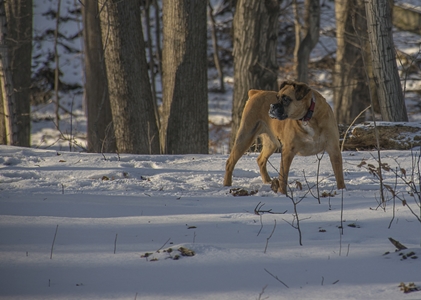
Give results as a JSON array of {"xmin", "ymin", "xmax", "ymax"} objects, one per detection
[{"xmin": 224, "ymin": 80, "xmax": 345, "ymax": 194}]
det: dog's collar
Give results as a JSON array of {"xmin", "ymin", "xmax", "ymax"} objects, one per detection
[{"xmin": 300, "ymin": 92, "xmax": 315, "ymax": 122}]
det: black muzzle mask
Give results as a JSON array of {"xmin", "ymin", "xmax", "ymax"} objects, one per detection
[{"xmin": 269, "ymin": 103, "xmax": 286, "ymax": 120}]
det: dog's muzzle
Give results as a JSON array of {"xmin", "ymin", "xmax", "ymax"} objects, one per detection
[{"xmin": 269, "ymin": 103, "xmax": 287, "ymax": 120}]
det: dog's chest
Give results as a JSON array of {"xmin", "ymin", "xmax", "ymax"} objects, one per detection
[
  {"xmin": 296, "ymin": 123, "xmax": 325, "ymax": 155},
  {"xmin": 302, "ymin": 123, "xmax": 315, "ymax": 137}
]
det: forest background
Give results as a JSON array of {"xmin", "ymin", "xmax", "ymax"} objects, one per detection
[{"xmin": 1, "ymin": 0, "xmax": 420, "ymax": 155}]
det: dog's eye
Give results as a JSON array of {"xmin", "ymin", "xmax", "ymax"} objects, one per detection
[{"xmin": 282, "ymin": 95, "xmax": 291, "ymax": 105}]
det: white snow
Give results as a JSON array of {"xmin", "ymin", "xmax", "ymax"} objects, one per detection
[{"xmin": 1, "ymin": 146, "xmax": 420, "ymax": 299}]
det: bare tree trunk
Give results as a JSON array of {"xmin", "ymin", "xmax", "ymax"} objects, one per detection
[
  {"xmin": 365, "ymin": 0, "xmax": 408, "ymax": 122},
  {"xmin": 98, "ymin": 0, "xmax": 160, "ymax": 154},
  {"xmin": 160, "ymin": 0, "xmax": 208, "ymax": 154},
  {"xmin": 0, "ymin": 0, "xmax": 17, "ymax": 145},
  {"xmin": 82, "ymin": 0, "xmax": 116, "ymax": 153},
  {"xmin": 3, "ymin": 0, "xmax": 32, "ymax": 146},
  {"xmin": 230, "ymin": 0, "xmax": 280, "ymax": 149},
  {"xmin": 293, "ymin": 0, "xmax": 320, "ymax": 83},
  {"xmin": 333, "ymin": 0, "xmax": 371, "ymax": 124}
]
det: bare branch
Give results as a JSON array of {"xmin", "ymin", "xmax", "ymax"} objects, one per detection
[{"xmin": 264, "ymin": 268, "xmax": 289, "ymax": 288}]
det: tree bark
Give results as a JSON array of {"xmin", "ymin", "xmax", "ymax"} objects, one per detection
[
  {"xmin": 333, "ymin": 0, "xmax": 371, "ymax": 124},
  {"xmin": 160, "ymin": 0, "xmax": 208, "ymax": 154},
  {"xmin": 365, "ymin": 0, "xmax": 408, "ymax": 122},
  {"xmin": 82, "ymin": 0, "xmax": 116, "ymax": 153},
  {"xmin": 0, "ymin": 0, "xmax": 17, "ymax": 145},
  {"xmin": 0, "ymin": 0, "xmax": 32, "ymax": 146},
  {"xmin": 99, "ymin": 0, "xmax": 160, "ymax": 154},
  {"xmin": 230, "ymin": 0, "xmax": 280, "ymax": 149},
  {"xmin": 293, "ymin": 0, "xmax": 320, "ymax": 83}
]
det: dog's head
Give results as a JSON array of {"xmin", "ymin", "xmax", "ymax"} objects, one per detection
[{"xmin": 269, "ymin": 80, "xmax": 311, "ymax": 120}]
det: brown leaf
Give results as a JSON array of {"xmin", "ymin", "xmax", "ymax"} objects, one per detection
[
  {"xmin": 400, "ymin": 168, "xmax": 406, "ymax": 177},
  {"xmin": 381, "ymin": 163, "xmax": 391, "ymax": 172},
  {"xmin": 367, "ymin": 163, "xmax": 376, "ymax": 169},
  {"xmin": 357, "ymin": 160, "xmax": 366, "ymax": 168},
  {"xmin": 229, "ymin": 188, "xmax": 258, "ymax": 196},
  {"xmin": 178, "ymin": 247, "xmax": 195, "ymax": 257}
]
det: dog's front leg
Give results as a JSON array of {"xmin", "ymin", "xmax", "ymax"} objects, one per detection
[
  {"xmin": 278, "ymin": 149, "xmax": 295, "ymax": 194},
  {"xmin": 257, "ymin": 135, "xmax": 278, "ymax": 183}
]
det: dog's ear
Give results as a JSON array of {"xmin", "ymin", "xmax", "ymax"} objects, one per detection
[
  {"xmin": 279, "ymin": 80, "xmax": 293, "ymax": 91},
  {"xmin": 294, "ymin": 82, "xmax": 311, "ymax": 100},
  {"xmin": 248, "ymin": 89, "xmax": 261, "ymax": 98}
]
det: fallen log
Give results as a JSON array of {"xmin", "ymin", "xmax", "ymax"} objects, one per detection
[{"xmin": 341, "ymin": 122, "xmax": 421, "ymax": 150}]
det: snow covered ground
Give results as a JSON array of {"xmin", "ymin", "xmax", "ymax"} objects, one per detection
[{"xmin": 1, "ymin": 146, "xmax": 420, "ymax": 299}]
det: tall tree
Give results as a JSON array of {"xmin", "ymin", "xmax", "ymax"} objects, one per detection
[
  {"xmin": 98, "ymin": 0, "xmax": 160, "ymax": 154},
  {"xmin": 0, "ymin": 0, "xmax": 32, "ymax": 146},
  {"xmin": 160, "ymin": 0, "xmax": 208, "ymax": 154},
  {"xmin": 0, "ymin": 0, "xmax": 11, "ymax": 144},
  {"xmin": 293, "ymin": 0, "xmax": 320, "ymax": 83},
  {"xmin": 82, "ymin": 0, "xmax": 116, "ymax": 153},
  {"xmin": 365, "ymin": 0, "xmax": 408, "ymax": 122},
  {"xmin": 333, "ymin": 0, "xmax": 371, "ymax": 124},
  {"xmin": 230, "ymin": 0, "xmax": 280, "ymax": 149}
]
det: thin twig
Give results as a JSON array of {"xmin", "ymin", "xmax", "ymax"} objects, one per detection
[
  {"xmin": 257, "ymin": 215, "xmax": 264, "ymax": 237},
  {"xmin": 254, "ymin": 201, "xmax": 287, "ymax": 215},
  {"xmin": 388, "ymin": 168, "xmax": 398, "ymax": 229},
  {"xmin": 341, "ymin": 105, "xmax": 372, "ymax": 151},
  {"xmin": 264, "ymin": 219, "xmax": 277, "ymax": 253},
  {"xmin": 315, "ymin": 152, "xmax": 325, "ymax": 203},
  {"xmin": 114, "ymin": 233, "xmax": 118, "ymax": 254},
  {"xmin": 156, "ymin": 238, "xmax": 171, "ymax": 252},
  {"xmin": 340, "ymin": 188, "xmax": 344, "ymax": 235},
  {"xmin": 50, "ymin": 225, "xmax": 59, "ymax": 259},
  {"xmin": 339, "ymin": 228, "xmax": 342, "ymax": 256},
  {"xmin": 257, "ymin": 285, "xmax": 268, "ymax": 300},
  {"xmin": 264, "ymin": 268, "xmax": 289, "ymax": 288}
]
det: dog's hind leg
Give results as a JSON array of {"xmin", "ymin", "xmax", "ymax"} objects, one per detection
[
  {"xmin": 224, "ymin": 122, "xmax": 262, "ymax": 186},
  {"xmin": 257, "ymin": 134, "xmax": 279, "ymax": 183}
]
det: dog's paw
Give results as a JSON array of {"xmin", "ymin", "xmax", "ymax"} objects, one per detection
[{"xmin": 270, "ymin": 178, "xmax": 280, "ymax": 193}]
